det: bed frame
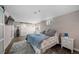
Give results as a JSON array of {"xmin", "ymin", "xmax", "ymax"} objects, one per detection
[{"xmin": 31, "ymin": 32, "xmax": 59, "ymax": 54}]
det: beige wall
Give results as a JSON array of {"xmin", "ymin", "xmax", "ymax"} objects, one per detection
[
  {"xmin": 54, "ymin": 11, "xmax": 79, "ymax": 49},
  {"xmin": 38, "ymin": 11, "xmax": 79, "ymax": 49}
]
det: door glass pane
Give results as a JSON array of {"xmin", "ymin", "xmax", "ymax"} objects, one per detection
[
  {"xmin": 0, "ymin": 7, "xmax": 3, "ymax": 23},
  {"xmin": 0, "ymin": 26, "xmax": 4, "ymax": 39}
]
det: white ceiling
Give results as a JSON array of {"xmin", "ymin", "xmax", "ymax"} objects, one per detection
[{"xmin": 5, "ymin": 5, "xmax": 79, "ymax": 23}]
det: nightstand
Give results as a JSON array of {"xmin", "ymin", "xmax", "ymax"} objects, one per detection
[{"xmin": 61, "ymin": 37, "xmax": 74, "ymax": 53}]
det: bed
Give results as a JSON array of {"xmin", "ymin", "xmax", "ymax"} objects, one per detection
[{"xmin": 27, "ymin": 30, "xmax": 59, "ymax": 53}]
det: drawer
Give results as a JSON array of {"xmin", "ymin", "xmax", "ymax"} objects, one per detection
[
  {"xmin": 61, "ymin": 37, "xmax": 74, "ymax": 51},
  {"xmin": 62, "ymin": 42, "xmax": 73, "ymax": 47},
  {"xmin": 63, "ymin": 44, "xmax": 73, "ymax": 50},
  {"xmin": 62, "ymin": 39, "xmax": 73, "ymax": 44}
]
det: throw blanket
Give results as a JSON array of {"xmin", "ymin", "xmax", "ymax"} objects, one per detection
[{"xmin": 27, "ymin": 34, "xmax": 49, "ymax": 48}]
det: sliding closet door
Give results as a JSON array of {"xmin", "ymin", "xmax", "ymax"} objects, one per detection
[
  {"xmin": 4, "ymin": 25, "xmax": 14, "ymax": 50},
  {"xmin": 0, "ymin": 7, "xmax": 4, "ymax": 54}
]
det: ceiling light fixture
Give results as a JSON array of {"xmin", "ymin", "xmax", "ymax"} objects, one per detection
[{"xmin": 34, "ymin": 10, "xmax": 40, "ymax": 14}]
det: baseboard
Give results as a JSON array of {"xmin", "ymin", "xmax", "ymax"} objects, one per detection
[{"xmin": 74, "ymin": 48, "xmax": 79, "ymax": 52}]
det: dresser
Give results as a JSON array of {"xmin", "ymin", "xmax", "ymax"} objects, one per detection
[{"xmin": 61, "ymin": 37, "xmax": 74, "ymax": 53}]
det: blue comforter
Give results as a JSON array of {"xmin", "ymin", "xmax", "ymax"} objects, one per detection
[{"xmin": 27, "ymin": 34, "xmax": 49, "ymax": 48}]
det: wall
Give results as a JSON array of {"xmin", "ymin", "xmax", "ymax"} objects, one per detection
[
  {"xmin": 38, "ymin": 11, "xmax": 79, "ymax": 50},
  {"xmin": 54, "ymin": 11, "xmax": 79, "ymax": 49}
]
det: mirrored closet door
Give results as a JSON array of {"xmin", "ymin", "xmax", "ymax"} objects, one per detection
[{"xmin": 0, "ymin": 7, "xmax": 4, "ymax": 54}]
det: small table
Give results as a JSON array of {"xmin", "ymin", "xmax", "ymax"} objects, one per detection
[{"xmin": 61, "ymin": 37, "xmax": 74, "ymax": 53}]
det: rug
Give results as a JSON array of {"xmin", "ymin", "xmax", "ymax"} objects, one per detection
[
  {"xmin": 10, "ymin": 40, "xmax": 34, "ymax": 54},
  {"xmin": 9, "ymin": 40, "xmax": 79, "ymax": 54}
]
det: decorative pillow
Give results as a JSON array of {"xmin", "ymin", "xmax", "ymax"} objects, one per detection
[
  {"xmin": 45, "ymin": 29, "xmax": 56, "ymax": 37},
  {"xmin": 42, "ymin": 30, "xmax": 46, "ymax": 34}
]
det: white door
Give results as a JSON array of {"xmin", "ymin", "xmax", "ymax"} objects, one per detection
[
  {"xmin": 4, "ymin": 25, "xmax": 14, "ymax": 50},
  {"xmin": 0, "ymin": 7, "xmax": 4, "ymax": 54}
]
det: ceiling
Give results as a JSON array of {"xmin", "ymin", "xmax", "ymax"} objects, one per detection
[{"xmin": 4, "ymin": 5, "xmax": 79, "ymax": 24}]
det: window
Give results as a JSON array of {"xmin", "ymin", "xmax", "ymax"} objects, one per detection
[{"xmin": 46, "ymin": 19, "xmax": 51, "ymax": 25}]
